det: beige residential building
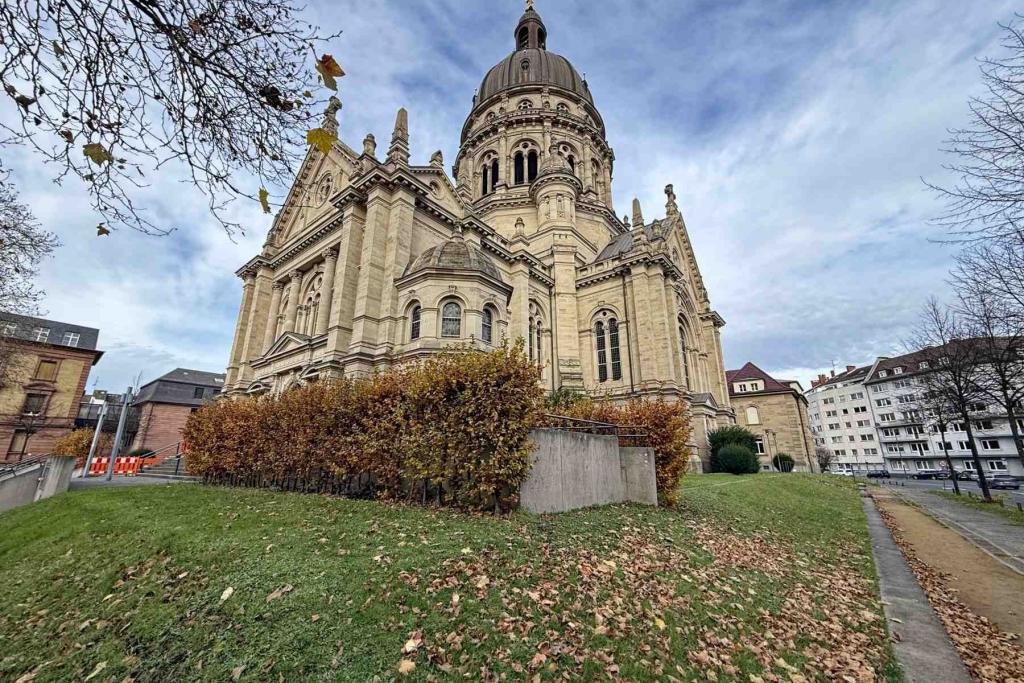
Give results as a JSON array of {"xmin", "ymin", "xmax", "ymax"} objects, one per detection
[
  {"xmin": 727, "ymin": 363, "xmax": 814, "ymax": 471},
  {"xmin": 223, "ymin": 6, "xmax": 734, "ymax": 461}
]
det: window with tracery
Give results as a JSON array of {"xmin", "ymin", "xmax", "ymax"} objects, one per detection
[
  {"xmin": 482, "ymin": 306, "xmax": 494, "ymax": 343},
  {"xmin": 410, "ymin": 306, "xmax": 422, "ymax": 341},
  {"xmin": 594, "ymin": 311, "xmax": 622, "ymax": 382}
]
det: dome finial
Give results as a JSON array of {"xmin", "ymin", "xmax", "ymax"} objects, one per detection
[{"xmin": 515, "ymin": 0, "xmax": 547, "ymax": 50}]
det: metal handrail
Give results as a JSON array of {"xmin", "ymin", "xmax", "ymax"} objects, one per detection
[
  {"xmin": 543, "ymin": 414, "xmax": 651, "ymax": 446},
  {"xmin": 0, "ymin": 454, "xmax": 50, "ymax": 478}
]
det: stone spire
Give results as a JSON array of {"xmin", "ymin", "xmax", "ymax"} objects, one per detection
[
  {"xmin": 430, "ymin": 149, "xmax": 444, "ymax": 168},
  {"xmin": 631, "ymin": 198, "xmax": 645, "ymax": 228},
  {"xmin": 388, "ymin": 107, "xmax": 410, "ymax": 166},
  {"xmin": 321, "ymin": 96, "xmax": 342, "ymax": 136}
]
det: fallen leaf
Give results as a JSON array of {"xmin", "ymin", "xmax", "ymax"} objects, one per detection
[
  {"xmin": 266, "ymin": 585, "xmax": 293, "ymax": 603},
  {"xmin": 84, "ymin": 662, "xmax": 107, "ymax": 681},
  {"xmin": 397, "ymin": 659, "xmax": 416, "ymax": 675},
  {"xmin": 231, "ymin": 665, "xmax": 245, "ymax": 680},
  {"xmin": 220, "ymin": 586, "xmax": 234, "ymax": 604}
]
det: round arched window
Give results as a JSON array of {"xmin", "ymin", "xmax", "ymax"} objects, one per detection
[{"xmin": 441, "ymin": 302, "xmax": 462, "ymax": 338}]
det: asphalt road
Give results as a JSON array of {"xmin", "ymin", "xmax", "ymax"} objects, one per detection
[{"xmin": 869, "ymin": 476, "xmax": 1024, "ymax": 508}]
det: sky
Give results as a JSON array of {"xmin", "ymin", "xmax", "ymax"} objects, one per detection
[{"xmin": 3, "ymin": 0, "xmax": 1020, "ymax": 392}]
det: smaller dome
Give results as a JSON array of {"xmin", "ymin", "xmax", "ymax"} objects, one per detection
[{"xmin": 405, "ymin": 232, "xmax": 504, "ymax": 283}]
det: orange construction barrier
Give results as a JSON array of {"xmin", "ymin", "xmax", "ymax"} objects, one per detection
[{"xmin": 88, "ymin": 456, "xmax": 142, "ymax": 476}]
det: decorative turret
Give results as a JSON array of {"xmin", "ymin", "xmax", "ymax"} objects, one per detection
[
  {"xmin": 665, "ymin": 184, "xmax": 680, "ymax": 219},
  {"xmin": 514, "ymin": 2, "xmax": 547, "ymax": 50},
  {"xmin": 322, "ymin": 96, "xmax": 342, "ymax": 136},
  {"xmin": 632, "ymin": 198, "xmax": 645, "ymax": 228},
  {"xmin": 388, "ymin": 108, "xmax": 410, "ymax": 166}
]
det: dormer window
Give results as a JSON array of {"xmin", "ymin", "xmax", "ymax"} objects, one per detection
[
  {"xmin": 878, "ymin": 370, "xmax": 888, "ymax": 378},
  {"xmin": 893, "ymin": 367, "xmax": 903, "ymax": 375},
  {"xmin": 918, "ymin": 361, "xmax": 929, "ymax": 370}
]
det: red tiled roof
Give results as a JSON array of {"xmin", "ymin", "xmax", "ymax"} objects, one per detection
[{"xmin": 726, "ymin": 362, "xmax": 796, "ymax": 397}]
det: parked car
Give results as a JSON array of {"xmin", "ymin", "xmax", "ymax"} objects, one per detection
[
  {"xmin": 954, "ymin": 470, "xmax": 976, "ymax": 481},
  {"xmin": 866, "ymin": 470, "xmax": 891, "ymax": 479},
  {"xmin": 935, "ymin": 470, "xmax": 952, "ymax": 480},
  {"xmin": 990, "ymin": 475, "xmax": 1020, "ymax": 490},
  {"xmin": 911, "ymin": 469, "xmax": 943, "ymax": 480}
]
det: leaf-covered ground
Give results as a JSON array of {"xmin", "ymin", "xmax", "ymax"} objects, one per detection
[{"xmin": 0, "ymin": 475, "xmax": 900, "ymax": 682}]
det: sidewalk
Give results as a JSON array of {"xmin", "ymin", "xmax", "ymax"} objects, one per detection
[
  {"xmin": 894, "ymin": 487, "xmax": 1024, "ymax": 576},
  {"xmin": 861, "ymin": 495, "xmax": 971, "ymax": 683}
]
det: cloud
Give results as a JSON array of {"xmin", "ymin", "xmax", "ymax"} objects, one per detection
[{"xmin": 1, "ymin": 0, "xmax": 1018, "ymax": 393}]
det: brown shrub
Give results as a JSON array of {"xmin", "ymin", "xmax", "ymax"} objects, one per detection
[
  {"xmin": 183, "ymin": 343, "xmax": 545, "ymax": 511},
  {"xmin": 52, "ymin": 428, "xmax": 114, "ymax": 467},
  {"xmin": 551, "ymin": 398, "xmax": 693, "ymax": 506}
]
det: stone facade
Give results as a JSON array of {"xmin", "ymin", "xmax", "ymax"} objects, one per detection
[
  {"xmin": 0, "ymin": 314, "xmax": 102, "ymax": 461},
  {"xmin": 727, "ymin": 363, "xmax": 814, "ymax": 472},
  {"xmin": 223, "ymin": 6, "xmax": 734, "ymax": 460}
]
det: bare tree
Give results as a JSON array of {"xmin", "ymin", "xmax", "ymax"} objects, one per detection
[
  {"xmin": 952, "ymin": 239, "xmax": 1024, "ymax": 315},
  {"xmin": 814, "ymin": 446, "xmax": 834, "ymax": 473},
  {"xmin": 0, "ymin": 168, "xmax": 59, "ymax": 388},
  {"xmin": 0, "ymin": 0, "xmax": 342, "ymax": 236},
  {"xmin": 928, "ymin": 17, "xmax": 1024, "ymax": 245},
  {"xmin": 959, "ymin": 287, "xmax": 1024, "ymax": 466},
  {"xmin": 913, "ymin": 373, "xmax": 964, "ymax": 495},
  {"xmin": 910, "ymin": 299, "xmax": 994, "ymax": 501}
]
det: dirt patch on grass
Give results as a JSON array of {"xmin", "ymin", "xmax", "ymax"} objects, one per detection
[
  {"xmin": 874, "ymin": 493, "xmax": 1024, "ymax": 681},
  {"xmin": 876, "ymin": 495, "xmax": 1024, "ymax": 637}
]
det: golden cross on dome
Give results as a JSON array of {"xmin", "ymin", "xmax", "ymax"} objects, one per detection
[{"xmin": 526, "ymin": 0, "xmax": 534, "ymax": 9}]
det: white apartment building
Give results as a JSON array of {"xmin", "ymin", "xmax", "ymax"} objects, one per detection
[
  {"xmin": 809, "ymin": 350, "xmax": 1023, "ymax": 478},
  {"xmin": 863, "ymin": 352, "xmax": 1023, "ymax": 478},
  {"xmin": 806, "ymin": 366, "xmax": 884, "ymax": 474}
]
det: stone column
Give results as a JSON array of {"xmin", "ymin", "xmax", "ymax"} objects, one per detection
[
  {"xmin": 238, "ymin": 267, "xmax": 274, "ymax": 385},
  {"xmin": 225, "ymin": 271, "xmax": 256, "ymax": 387},
  {"xmin": 284, "ymin": 269, "xmax": 302, "ymax": 333},
  {"xmin": 316, "ymin": 249, "xmax": 338, "ymax": 336},
  {"xmin": 263, "ymin": 282, "xmax": 285, "ymax": 352},
  {"xmin": 552, "ymin": 242, "xmax": 583, "ymax": 389}
]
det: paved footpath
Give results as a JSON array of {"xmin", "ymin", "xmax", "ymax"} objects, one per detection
[
  {"xmin": 893, "ymin": 487, "xmax": 1024, "ymax": 576},
  {"xmin": 862, "ymin": 495, "xmax": 971, "ymax": 683}
]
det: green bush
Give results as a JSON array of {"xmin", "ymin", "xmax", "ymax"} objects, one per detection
[
  {"xmin": 183, "ymin": 343, "xmax": 545, "ymax": 512},
  {"xmin": 772, "ymin": 453, "xmax": 795, "ymax": 472},
  {"xmin": 708, "ymin": 425, "xmax": 759, "ymax": 473},
  {"xmin": 716, "ymin": 444, "xmax": 759, "ymax": 475}
]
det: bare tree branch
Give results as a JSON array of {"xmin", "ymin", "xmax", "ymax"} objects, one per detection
[{"xmin": 0, "ymin": 0, "xmax": 341, "ymax": 236}]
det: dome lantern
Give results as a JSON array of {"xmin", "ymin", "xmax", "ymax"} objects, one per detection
[{"xmin": 515, "ymin": 3, "xmax": 547, "ymax": 51}]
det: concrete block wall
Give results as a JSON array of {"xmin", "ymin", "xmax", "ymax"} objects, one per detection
[
  {"xmin": 0, "ymin": 455, "xmax": 75, "ymax": 513},
  {"xmin": 520, "ymin": 429, "xmax": 658, "ymax": 514}
]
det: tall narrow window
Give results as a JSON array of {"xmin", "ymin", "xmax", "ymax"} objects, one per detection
[
  {"xmin": 535, "ymin": 324, "xmax": 543, "ymax": 364},
  {"xmin": 518, "ymin": 27, "xmax": 529, "ymax": 50},
  {"xmin": 514, "ymin": 152, "xmax": 525, "ymax": 185},
  {"xmin": 481, "ymin": 307, "xmax": 494, "ymax": 343},
  {"xmin": 609, "ymin": 319, "xmax": 622, "ymax": 380},
  {"xmin": 527, "ymin": 151, "xmax": 538, "ymax": 183},
  {"xmin": 410, "ymin": 306, "xmax": 422, "ymax": 341},
  {"xmin": 35, "ymin": 360, "xmax": 58, "ymax": 382},
  {"xmin": 490, "ymin": 159, "xmax": 499, "ymax": 192},
  {"xmin": 441, "ymin": 302, "xmax": 461, "ymax": 338},
  {"xmin": 529, "ymin": 318, "xmax": 535, "ymax": 361},
  {"xmin": 596, "ymin": 322, "xmax": 608, "ymax": 383},
  {"xmin": 481, "ymin": 165, "xmax": 490, "ymax": 196},
  {"xmin": 567, "ymin": 155, "xmax": 576, "ymax": 175}
]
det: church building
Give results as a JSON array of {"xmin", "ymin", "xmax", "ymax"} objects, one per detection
[{"xmin": 223, "ymin": 5, "xmax": 734, "ymax": 460}]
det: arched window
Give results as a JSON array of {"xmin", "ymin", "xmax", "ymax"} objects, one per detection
[
  {"xmin": 410, "ymin": 306, "xmax": 422, "ymax": 341},
  {"xmin": 517, "ymin": 27, "xmax": 529, "ymax": 50},
  {"xmin": 678, "ymin": 314, "xmax": 693, "ymax": 389},
  {"xmin": 567, "ymin": 155, "xmax": 576, "ymax": 175},
  {"xmin": 481, "ymin": 307, "xmax": 494, "ymax": 343},
  {"xmin": 490, "ymin": 159, "xmax": 499, "ymax": 191},
  {"xmin": 529, "ymin": 306, "xmax": 543, "ymax": 364},
  {"xmin": 746, "ymin": 406, "xmax": 761, "ymax": 425},
  {"xmin": 305, "ymin": 294, "xmax": 320, "ymax": 336},
  {"xmin": 609, "ymin": 319, "xmax": 622, "ymax": 380},
  {"xmin": 595, "ymin": 321, "xmax": 607, "ymax": 382},
  {"xmin": 527, "ymin": 151, "xmax": 538, "ymax": 183},
  {"xmin": 518, "ymin": 99, "xmax": 533, "ymax": 111},
  {"xmin": 481, "ymin": 164, "xmax": 489, "ymax": 196},
  {"xmin": 441, "ymin": 302, "xmax": 461, "ymax": 338},
  {"xmin": 514, "ymin": 152, "xmax": 525, "ymax": 185}
]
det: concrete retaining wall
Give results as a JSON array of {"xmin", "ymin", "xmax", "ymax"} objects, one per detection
[
  {"xmin": 0, "ymin": 456, "xmax": 76, "ymax": 513},
  {"xmin": 520, "ymin": 429, "xmax": 658, "ymax": 514}
]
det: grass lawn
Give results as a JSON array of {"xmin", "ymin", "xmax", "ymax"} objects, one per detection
[
  {"xmin": 0, "ymin": 475, "xmax": 899, "ymax": 682},
  {"xmin": 930, "ymin": 490, "xmax": 1024, "ymax": 525}
]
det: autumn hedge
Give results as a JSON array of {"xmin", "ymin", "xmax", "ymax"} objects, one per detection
[
  {"xmin": 183, "ymin": 344, "xmax": 546, "ymax": 511},
  {"xmin": 52, "ymin": 428, "xmax": 113, "ymax": 468}
]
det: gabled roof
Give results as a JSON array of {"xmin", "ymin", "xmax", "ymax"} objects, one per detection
[
  {"xmin": 0, "ymin": 311, "xmax": 101, "ymax": 352},
  {"xmin": 134, "ymin": 368, "xmax": 225, "ymax": 406},
  {"xmin": 726, "ymin": 362, "xmax": 800, "ymax": 398}
]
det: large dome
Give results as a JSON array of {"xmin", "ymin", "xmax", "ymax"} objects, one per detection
[
  {"xmin": 405, "ymin": 232, "xmax": 504, "ymax": 283},
  {"xmin": 479, "ymin": 48, "xmax": 593, "ymax": 105}
]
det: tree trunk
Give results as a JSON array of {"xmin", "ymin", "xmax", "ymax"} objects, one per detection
[
  {"xmin": 962, "ymin": 410, "xmax": 992, "ymax": 502},
  {"xmin": 940, "ymin": 426, "xmax": 961, "ymax": 495}
]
